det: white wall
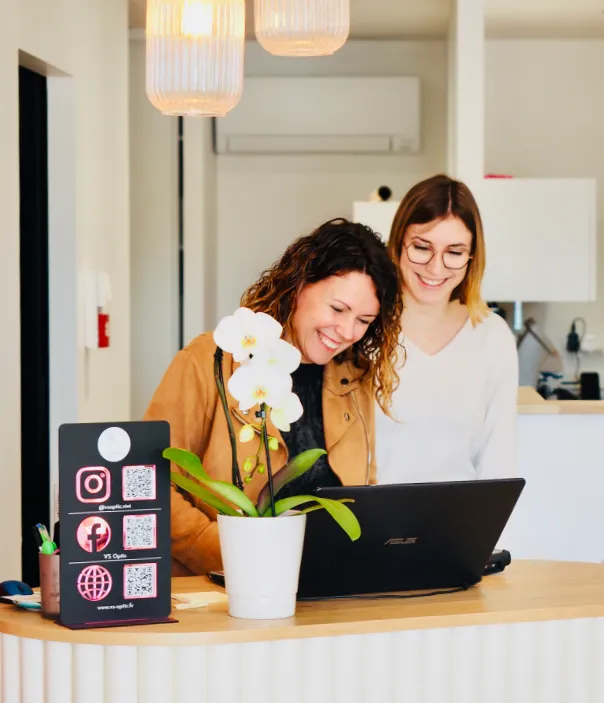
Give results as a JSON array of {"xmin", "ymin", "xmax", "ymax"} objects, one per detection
[
  {"xmin": 0, "ymin": 0, "xmax": 130, "ymax": 579},
  {"xmin": 129, "ymin": 40, "xmax": 218, "ymax": 419},
  {"xmin": 216, "ymin": 40, "xmax": 448, "ymax": 318},
  {"xmin": 0, "ymin": 0, "xmax": 21, "ymax": 579},
  {"xmin": 486, "ymin": 40, "xmax": 604, "ymax": 381},
  {"xmin": 183, "ymin": 117, "xmax": 218, "ymax": 343},
  {"xmin": 130, "ymin": 39, "xmax": 179, "ymax": 420}
]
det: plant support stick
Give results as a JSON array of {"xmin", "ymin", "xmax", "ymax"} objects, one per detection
[
  {"xmin": 259, "ymin": 403, "xmax": 276, "ymax": 517},
  {"xmin": 213, "ymin": 347, "xmax": 243, "ymax": 489}
]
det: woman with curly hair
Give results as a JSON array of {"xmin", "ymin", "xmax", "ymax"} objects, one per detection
[{"xmin": 145, "ymin": 218, "xmax": 403, "ymax": 575}]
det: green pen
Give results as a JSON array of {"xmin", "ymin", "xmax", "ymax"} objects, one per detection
[{"xmin": 40, "ymin": 540, "xmax": 57, "ymax": 555}]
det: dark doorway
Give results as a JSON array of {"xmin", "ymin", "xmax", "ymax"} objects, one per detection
[{"xmin": 19, "ymin": 65, "xmax": 50, "ymax": 586}]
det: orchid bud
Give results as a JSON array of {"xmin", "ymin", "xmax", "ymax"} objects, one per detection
[
  {"xmin": 239, "ymin": 424, "xmax": 255, "ymax": 443},
  {"xmin": 244, "ymin": 475, "xmax": 253, "ymax": 484},
  {"xmin": 257, "ymin": 463, "xmax": 266, "ymax": 475},
  {"xmin": 242, "ymin": 456, "xmax": 256, "ymax": 473},
  {"xmin": 268, "ymin": 437, "xmax": 279, "ymax": 452}
]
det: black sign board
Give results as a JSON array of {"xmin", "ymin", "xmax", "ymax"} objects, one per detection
[{"xmin": 58, "ymin": 421, "xmax": 173, "ymax": 629}]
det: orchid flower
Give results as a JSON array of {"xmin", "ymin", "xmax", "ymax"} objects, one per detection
[
  {"xmin": 271, "ymin": 392, "xmax": 304, "ymax": 432},
  {"xmin": 213, "ymin": 307, "xmax": 282, "ymax": 362},
  {"xmin": 228, "ymin": 363, "xmax": 292, "ymax": 412},
  {"xmin": 250, "ymin": 338, "xmax": 301, "ymax": 374}
]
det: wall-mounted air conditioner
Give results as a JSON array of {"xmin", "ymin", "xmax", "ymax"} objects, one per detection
[{"xmin": 214, "ymin": 76, "xmax": 420, "ymax": 155}]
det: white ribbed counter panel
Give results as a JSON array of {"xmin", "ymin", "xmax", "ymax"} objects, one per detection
[{"xmin": 3, "ymin": 617, "xmax": 604, "ymax": 703}]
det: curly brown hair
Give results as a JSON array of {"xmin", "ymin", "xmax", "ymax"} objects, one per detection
[{"xmin": 241, "ymin": 218, "xmax": 404, "ymax": 414}]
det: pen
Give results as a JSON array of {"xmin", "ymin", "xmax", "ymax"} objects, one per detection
[{"xmin": 36, "ymin": 523, "xmax": 52, "ymax": 543}]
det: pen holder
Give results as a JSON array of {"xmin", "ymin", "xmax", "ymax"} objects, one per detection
[{"xmin": 39, "ymin": 553, "xmax": 60, "ymax": 619}]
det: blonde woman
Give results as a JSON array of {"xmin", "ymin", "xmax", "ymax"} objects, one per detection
[{"xmin": 376, "ymin": 174, "xmax": 519, "ymax": 483}]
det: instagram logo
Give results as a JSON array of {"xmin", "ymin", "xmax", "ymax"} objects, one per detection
[{"xmin": 76, "ymin": 466, "xmax": 111, "ymax": 504}]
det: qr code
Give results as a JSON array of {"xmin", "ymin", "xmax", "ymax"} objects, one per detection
[
  {"xmin": 123, "ymin": 563, "xmax": 157, "ymax": 599},
  {"xmin": 123, "ymin": 514, "xmax": 157, "ymax": 550},
  {"xmin": 122, "ymin": 465, "xmax": 156, "ymax": 501}
]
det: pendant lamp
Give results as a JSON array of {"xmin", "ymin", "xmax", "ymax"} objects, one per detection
[
  {"xmin": 254, "ymin": 0, "xmax": 349, "ymax": 57},
  {"xmin": 146, "ymin": 0, "xmax": 245, "ymax": 117}
]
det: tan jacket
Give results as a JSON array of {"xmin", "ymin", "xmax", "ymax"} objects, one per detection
[{"xmin": 144, "ymin": 332, "xmax": 377, "ymax": 575}]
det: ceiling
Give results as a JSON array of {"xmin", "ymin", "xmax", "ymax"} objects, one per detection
[{"xmin": 129, "ymin": 0, "xmax": 604, "ymax": 39}]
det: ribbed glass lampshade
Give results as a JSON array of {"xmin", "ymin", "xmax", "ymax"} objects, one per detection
[
  {"xmin": 254, "ymin": 0, "xmax": 349, "ymax": 57},
  {"xmin": 146, "ymin": 0, "xmax": 245, "ymax": 117}
]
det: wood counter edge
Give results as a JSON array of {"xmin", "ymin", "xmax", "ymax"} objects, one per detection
[
  {"xmin": 3, "ymin": 561, "xmax": 604, "ymax": 647},
  {"xmin": 517, "ymin": 387, "xmax": 604, "ymax": 414},
  {"xmin": 2, "ymin": 602, "xmax": 604, "ymax": 648}
]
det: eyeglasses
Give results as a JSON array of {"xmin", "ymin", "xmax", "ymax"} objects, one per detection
[{"xmin": 403, "ymin": 242, "xmax": 472, "ymax": 270}]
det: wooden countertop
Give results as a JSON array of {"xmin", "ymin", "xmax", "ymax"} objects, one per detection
[
  {"xmin": 2, "ymin": 561, "xmax": 604, "ymax": 647},
  {"xmin": 517, "ymin": 386, "xmax": 604, "ymax": 414}
]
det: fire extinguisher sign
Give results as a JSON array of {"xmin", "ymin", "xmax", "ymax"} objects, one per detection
[{"xmin": 98, "ymin": 313, "xmax": 110, "ymax": 348}]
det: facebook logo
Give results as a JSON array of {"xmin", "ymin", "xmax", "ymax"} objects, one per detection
[
  {"xmin": 76, "ymin": 516, "xmax": 111, "ymax": 553},
  {"xmin": 88, "ymin": 522, "xmax": 102, "ymax": 552}
]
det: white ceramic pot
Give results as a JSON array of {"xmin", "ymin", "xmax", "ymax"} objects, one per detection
[{"xmin": 217, "ymin": 512, "xmax": 307, "ymax": 619}]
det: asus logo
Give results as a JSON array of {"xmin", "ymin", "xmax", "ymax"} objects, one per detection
[{"xmin": 384, "ymin": 537, "xmax": 418, "ymax": 545}]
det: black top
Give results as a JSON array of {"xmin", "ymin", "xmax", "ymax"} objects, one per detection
[{"xmin": 276, "ymin": 363, "xmax": 341, "ymax": 500}]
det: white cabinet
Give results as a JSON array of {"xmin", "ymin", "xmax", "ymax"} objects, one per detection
[
  {"xmin": 353, "ymin": 201, "xmax": 399, "ymax": 243},
  {"xmin": 353, "ymin": 177, "xmax": 597, "ymax": 303},
  {"xmin": 471, "ymin": 178, "xmax": 596, "ymax": 302}
]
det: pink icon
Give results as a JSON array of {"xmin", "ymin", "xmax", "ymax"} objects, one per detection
[
  {"xmin": 76, "ymin": 466, "xmax": 111, "ymax": 503},
  {"xmin": 76, "ymin": 516, "xmax": 111, "ymax": 553},
  {"xmin": 76, "ymin": 565, "xmax": 112, "ymax": 602}
]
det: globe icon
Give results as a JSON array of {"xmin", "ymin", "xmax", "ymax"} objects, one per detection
[{"xmin": 77, "ymin": 565, "xmax": 112, "ymax": 602}]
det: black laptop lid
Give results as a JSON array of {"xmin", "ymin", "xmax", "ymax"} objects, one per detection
[{"xmin": 297, "ymin": 478, "xmax": 525, "ymax": 599}]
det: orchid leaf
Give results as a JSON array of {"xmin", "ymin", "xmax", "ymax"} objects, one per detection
[
  {"xmin": 171, "ymin": 472, "xmax": 239, "ymax": 517},
  {"xmin": 298, "ymin": 498, "xmax": 354, "ymax": 515},
  {"xmin": 256, "ymin": 449, "xmax": 327, "ymax": 515},
  {"xmin": 165, "ymin": 447, "xmax": 259, "ymax": 518},
  {"xmin": 202, "ymin": 478, "xmax": 259, "ymax": 518},
  {"xmin": 264, "ymin": 495, "xmax": 361, "ymax": 541},
  {"xmin": 164, "ymin": 448, "xmax": 209, "ymax": 481}
]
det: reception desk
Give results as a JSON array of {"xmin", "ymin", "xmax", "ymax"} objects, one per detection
[{"xmin": 2, "ymin": 560, "xmax": 604, "ymax": 702}]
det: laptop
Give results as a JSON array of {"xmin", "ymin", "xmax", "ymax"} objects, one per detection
[{"xmin": 297, "ymin": 478, "xmax": 525, "ymax": 599}]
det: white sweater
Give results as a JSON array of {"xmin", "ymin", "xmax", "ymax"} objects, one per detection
[{"xmin": 376, "ymin": 312, "xmax": 519, "ymax": 484}]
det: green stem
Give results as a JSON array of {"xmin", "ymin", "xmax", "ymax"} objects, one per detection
[
  {"xmin": 260, "ymin": 403, "xmax": 276, "ymax": 517},
  {"xmin": 213, "ymin": 347, "xmax": 243, "ymax": 490}
]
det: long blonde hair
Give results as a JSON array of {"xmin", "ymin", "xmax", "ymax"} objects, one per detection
[{"xmin": 388, "ymin": 174, "xmax": 489, "ymax": 323}]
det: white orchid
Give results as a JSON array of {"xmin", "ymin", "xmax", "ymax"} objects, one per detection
[
  {"xmin": 213, "ymin": 307, "xmax": 282, "ymax": 363},
  {"xmin": 271, "ymin": 392, "xmax": 304, "ymax": 432},
  {"xmin": 250, "ymin": 338, "xmax": 301, "ymax": 374},
  {"xmin": 228, "ymin": 363, "xmax": 292, "ymax": 412},
  {"xmin": 215, "ymin": 305, "xmax": 303, "ymax": 439}
]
